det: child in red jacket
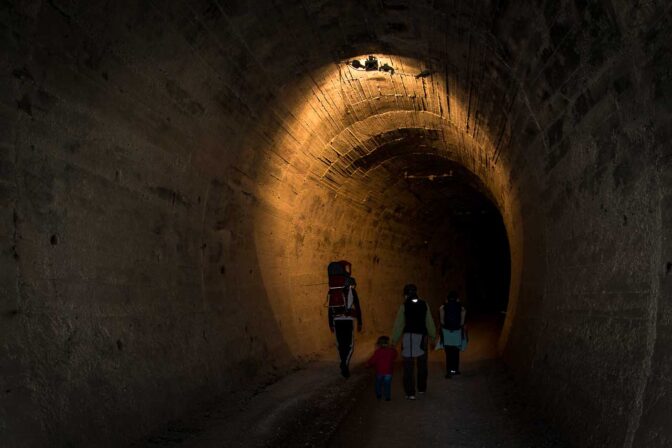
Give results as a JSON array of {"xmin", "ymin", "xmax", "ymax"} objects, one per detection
[{"xmin": 366, "ymin": 335, "xmax": 397, "ymax": 401}]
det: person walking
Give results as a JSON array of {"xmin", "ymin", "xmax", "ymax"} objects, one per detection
[
  {"xmin": 440, "ymin": 290, "xmax": 466, "ymax": 378},
  {"xmin": 328, "ymin": 272, "xmax": 363, "ymax": 378},
  {"xmin": 366, "ymin": 335, "xmax": 397, "ymax": 401},
  {"xmin": 391, "ymin": 284, "xmax": 436, "ymax": 400}
]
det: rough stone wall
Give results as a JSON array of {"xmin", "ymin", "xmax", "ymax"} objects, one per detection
[
  {"xmin": 0, "ymin": 5, "xmax": 466, "ymax": 444},
  {"xmin": 1, "ymin": 1, "xmax": 671, "ymax": 447},
  {"xmin": 629, "ymin": 12, "xmax": 672, "ymax": 446},
  {"xmin": 493, "ymin": 3, "xmax": 670, "ymax": 446}
]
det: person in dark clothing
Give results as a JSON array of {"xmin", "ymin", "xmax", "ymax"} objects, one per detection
[
  {"xmin": 439, "ymin": 290, "xmax": 467, "ymax": 378},
  {"xmin": 391, "ymin": 284, "xmax": 436, "ymax": 399},
  {"xmin": 328, "ymin": 277, "xmax": 362, "ymax": 378}
]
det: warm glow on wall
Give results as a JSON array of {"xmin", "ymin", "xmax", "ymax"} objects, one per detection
[{"xmin": 248, "ymin": 54, "xmax": 521, "ymax": 355}]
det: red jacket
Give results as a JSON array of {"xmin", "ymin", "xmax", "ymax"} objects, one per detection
[{"xmin": 366, "ymin": 347, "xmax": 397, "ymax": 375}]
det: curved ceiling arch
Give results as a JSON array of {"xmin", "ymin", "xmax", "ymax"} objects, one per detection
[
  {"xmin": 260, "ymin": 53, "xmax": 515, "ymax": 169},
  {"xmin": 251, "ymin": 53, "xmax": 526, "ymax": 354}
]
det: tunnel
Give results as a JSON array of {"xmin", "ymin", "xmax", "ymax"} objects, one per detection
[{"xmin": 1, "ymin": 1, "xmax": 671, "ymax": 447}]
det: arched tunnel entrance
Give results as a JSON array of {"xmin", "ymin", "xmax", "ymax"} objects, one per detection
[
  {"xmin": 248, "ymin": 54, "xmax": 522, "ymax": 369},
  {"xmin": 2, "ymin": 1, "xmax": 671, "ymax": 447}
]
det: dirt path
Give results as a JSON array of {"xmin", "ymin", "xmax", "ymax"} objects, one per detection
[
  {"xmin": 328, "ymin": 317, "xmax": 570, "ymax": 448},
  {"xmin": 134, "ymin": 317, "xmax": 568, "ymax": 447},
  {"xmin": 131, "ymin": 344, "xmax": 374, "ymax": 448}
]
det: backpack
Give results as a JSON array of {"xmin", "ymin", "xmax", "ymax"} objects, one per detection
[
  {"xmin": 403, "ymin": 299, "xmax": 428, "ymax": 334},
  {"xmin": 327, "ymin": 261, "xmax": 354, "ymax": 313},
  {"xmin": 443, "ymin": 301, "xmax": 462, "ymax": 331}
]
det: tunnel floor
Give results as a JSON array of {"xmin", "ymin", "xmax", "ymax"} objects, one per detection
[
  {"xmin": 329, "ymin": 316, "xmax": 569, "ymax": 448},
  {"xmin": 135, "ymin": 317, "xmax": 568, "ymax": 447},
  {"xmin": 328, "ymin": 362, "xmax": 569, "ymax": 448}
]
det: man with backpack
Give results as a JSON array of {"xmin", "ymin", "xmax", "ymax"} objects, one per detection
[
  {"xmin": 440, "ymin": 290, "xmax": 467, "ymax": 378},
  {"xmin": 391, "ymin": 284, "xmax": 436, "ymax": 399},
  {"xmin": 327, "ymin": 261, "xmax": 363, "ymax": 378}
]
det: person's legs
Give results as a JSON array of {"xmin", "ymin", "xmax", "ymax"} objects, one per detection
[
  {"xmin": 374, "ymin": 375, "xmax": 383, "ymax": 399},
  {"xmin": 455, "ymin": 348, "xmax": 461, "ymax": 374},
  {"xmin": 403, "ymin": 357, "xmax": 415, "ymax": 397},
  {"xmin": 383, "ymin": 375, "xmax": 392, "ymax": 400},
  {"xmin": 444, "ymin": 346, "xmax": 451, "ymax": 377},
  {"xmin": 334, "ymin": 320, "xmax": 354, "ymax": 376},
  {"xmin": 447, "ymin": 346, "xmax": 459, "ymax": 373},
  {"xmin": 416, "ymin": 336, "xmax": 428, "ymax": 392},
  {"xmin": 417, "ymin": 352, "xmax": 428, "ymax": 392}
]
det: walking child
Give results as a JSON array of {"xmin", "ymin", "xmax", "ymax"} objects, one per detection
[{"xmin": 366, "ymin": 336, "xmax": 397, "ymax": 401}]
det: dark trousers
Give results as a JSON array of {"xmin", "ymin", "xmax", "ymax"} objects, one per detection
[
  {"xmin": 403, "ymin": 352, "xmax": 428, "ymax": 395},
  {"xmin": 375, "ymin": 374, "xmax": 392, "ymax": 400},
  {"xmin": 445, "ymin": 345, "xmax": 460, "ymax": 373},
  {"xmin": 334, "ymin": 319, "xmax": 354, "ymax": 370}
]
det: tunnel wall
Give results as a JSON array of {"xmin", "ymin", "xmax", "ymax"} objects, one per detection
[
  {"xmin": 1, "ymin": 1, "xmax": 671, "ymax": 447},
  {"xmin": 504, "ymin": 88, "xmax": 664, "ymax": 446},
  {"xmin": 494, "ymin": 4, "xmax": 670, "ymax": 446},
  {"xmin": 0, "ymin": 4, "xmax": 462, "ymax": 440}
]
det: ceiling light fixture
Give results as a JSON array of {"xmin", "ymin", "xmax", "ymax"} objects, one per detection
[
  {"xmin": 349, "ymin": 56, "xmax": 395, "ymax": 74},
  {"xmin": 403, "ymin": 170, "xmax": 453, "ymax": 181}
]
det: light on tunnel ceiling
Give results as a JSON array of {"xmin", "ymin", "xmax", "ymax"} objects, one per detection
[{"xmin": 349, "ymin": 55, "xmax": 395, "ymax": 74}]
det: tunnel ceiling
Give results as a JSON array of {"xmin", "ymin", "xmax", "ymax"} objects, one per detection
[
  {"xmin": 341, "ymin": 148, "xmax": 498, "ymax": 228},
  {"xmin": 378, "ymin": 155, "xmax": 497, "ymax": 214}
]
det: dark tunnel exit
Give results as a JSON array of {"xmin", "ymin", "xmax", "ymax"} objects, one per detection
[
  {"xmin": 374, "ymin": 152, "xmax": 511, "ymax": 331},
  {"xmin": 452, "ymin": 202, "xmax": 511, "ymax": 317}
]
